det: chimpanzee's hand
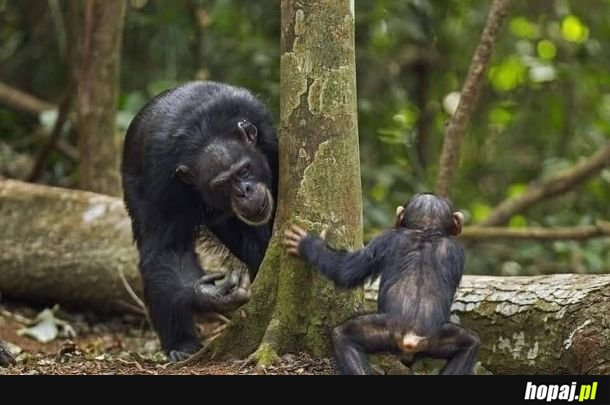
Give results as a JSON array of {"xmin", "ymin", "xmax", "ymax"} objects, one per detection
[
  {"xmin": 283, "ymin": 224, "xmax": 327, "ymax": 257},
  {"xmin": 194, "ymin": 268, "xmax": 251, "ymax": 314},
  {"xmin": 0, "ymin": 341, "xmax": 16, "ymax": 368}
]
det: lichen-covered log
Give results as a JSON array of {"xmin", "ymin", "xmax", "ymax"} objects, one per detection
[
  {"xmin": 367, "ymin": 274, "xmax": 610, "ymax": 374},
  {"xmin": 0, "ymin": 179, "xmax": 140, "ymax": 312}
]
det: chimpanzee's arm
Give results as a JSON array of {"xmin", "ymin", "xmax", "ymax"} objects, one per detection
[
  {"xmin": 439, "ymin": 238, "xmax": 466, "ymax": 289},
  {"xmin": 296, "ymin": 231, "xmax": 393, "ymax": 288}
]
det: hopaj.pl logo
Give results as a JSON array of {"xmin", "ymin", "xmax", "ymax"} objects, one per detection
[{"xmin": 525, "ymin": 381, "xmax": 599, "ymax": 402}]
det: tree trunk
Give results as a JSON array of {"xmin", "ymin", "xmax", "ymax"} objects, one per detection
[
  {"xmin": 367, "ymin": 274, "xmax": 610, "ymax": 374},
  {"xmin": 75, "ymin": 0, "xmax": 125, "ymax": 196},
  {"xmin": 210, "ymin": 0, "xmax": 364, "ymax": 364}
]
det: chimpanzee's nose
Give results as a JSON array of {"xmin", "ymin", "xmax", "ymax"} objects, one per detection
[{"xmin": 234, "ymin": 182, "xmax": 253, "ymax": 198}]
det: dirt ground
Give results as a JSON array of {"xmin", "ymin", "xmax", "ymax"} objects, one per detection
[{"xmin": 0, "ymin": 302, "xmax": 336, "ymax": 375}]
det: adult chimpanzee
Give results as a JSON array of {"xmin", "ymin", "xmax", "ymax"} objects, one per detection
[
  {"xmin": 121, "ymin": 81, "xmax": 277, "ymax": 361},
  {"xmin": 284, "ymin": 193, "xmax": 479, "ymax": 375}
]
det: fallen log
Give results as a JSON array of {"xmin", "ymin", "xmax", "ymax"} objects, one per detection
[{"xmin": 0, "ymin": 179, "xmax": 140, "ymax": 312}]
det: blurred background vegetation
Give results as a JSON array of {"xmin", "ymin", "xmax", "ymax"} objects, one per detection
[{"xmin": 0, "ymin": 0, "xmax": 608, "ymax": 276}]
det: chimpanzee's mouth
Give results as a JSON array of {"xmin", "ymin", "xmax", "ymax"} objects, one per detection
[
  {"xmin": 233, "ymin": 189, "xmax": 273, "ymax": 226},
  {"xmin": 254, "ymin": 197, "xmax": 268, "ymax": 217}
]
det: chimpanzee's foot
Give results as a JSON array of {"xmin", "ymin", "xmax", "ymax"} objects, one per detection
[
  {"xmin": 0, "ymin": 341, "xmax": 16, "ymax": 367},
  {"xmin": 166, "ymin": 340, "xmax": 202, "ymax": 362}
]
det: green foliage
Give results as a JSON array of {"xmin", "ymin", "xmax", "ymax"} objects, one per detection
[
  {"xmin": 489, "ymin": 56, "xmax": 527, "ymax": 92},
  {"xmin": 510, "ymin": 16, "xmax": 539, "ymax": 40},
  {"xmin": 537, "ymin": 40, "xmax": 556, "ymax": 60},
  {"xmin": 561, "ymin": 15, "xmax": 589, "ymax": 43},
  {"xmin": 0, "ymin": 0, "xmax": 608, "ymax": 275}
]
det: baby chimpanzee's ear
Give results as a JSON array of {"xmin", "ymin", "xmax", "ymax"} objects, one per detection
[
  {"xmin": 451, "ymin": 212, "xmax": 464, "ymax": 235},
  {"xmin": 394, "ymin": 205, "xmax": 406, "ymax": 228},
  {"xmin": 175, "ymin": 165, "xmax": 196, "ymax": 184}
]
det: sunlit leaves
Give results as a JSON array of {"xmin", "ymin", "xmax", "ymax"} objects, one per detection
[
  {"xmin": 377, "ymin": 105, "xmax": 418, "ymax": 145},
  {"xmin": 507, "ymin": 183, "xmax": 527, "ymax": 198},
  {"xmin": 537, "ymin": 40, "xmax": 556, "ymax": 60},
  {"xmin": 471, "ymin": 202, "xmax": 491, "ymax": 223},
  {"xmin": 371, "ymin": 20, "xmax": 391, "ymax": 49},
  {"xmin": 489, "ymin": 107, "xmax": 513, "ymax": 126},
  {"xmin": 393, "ymin": 107, "xmax": 418, "ymax": 128},
  {"xmin": 508, "ymin": 215, "xmax": 527, "ymax": 228},
  {"xmin": 561, "ymin": 15, "xmax": 589, "ymax": 43},
  {"xmin": 488, "ymin": 56, "xmax": 526, "ymax": 92},
  {"xmin": 509, "ymin": 16, "xmax": 539, "ymax": 39}
]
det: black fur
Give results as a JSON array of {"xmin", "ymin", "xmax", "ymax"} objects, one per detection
[
  {"xmin": 296, "ymin": 193, "xmax": 479, "ymax": 375},
  {"xmin": 121, "ymin": 81, "xmax": 277, "ymax": 360}
]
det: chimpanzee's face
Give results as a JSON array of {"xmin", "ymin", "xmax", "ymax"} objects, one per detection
[{"xmin": 175, "ymin": 120, "xmax": 274, "ymax": 226}]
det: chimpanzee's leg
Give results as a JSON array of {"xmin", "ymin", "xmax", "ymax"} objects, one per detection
[
  {"xmin": 140, "ymin": 241, "xmax": 247, "ymax": 362},
  {"xmin": 331, "ymin": 314, "xmax": 398, "ymax": 375},
  {"xmin": 139, "ymin": 248, "xmax": 204, "ymax": 362},
  {"xmin": 426, "ymin": 322, "xmax": 480, "ymax": 375}
]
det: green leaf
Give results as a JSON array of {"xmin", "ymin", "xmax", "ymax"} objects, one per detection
[
  {"xmin": 508, "ymin": 215, "xmax": 527, "ymax": 228},
  {"xmin": 509, "ymin": 17, "xmax": 539, "ymax": 39},
  {"xmin": 489, "ymin": 107, "xmax": 513, "ymax": 125},
  {"xmin": 507, "ymin": 183, "xmax": 527, "ymax": 198},
  {"xmin": 537, "ymin": 40, "xmax": 557, "ymax": 60},
  {"xmin": 488, "ymin": 56, "xmax": 526, "ymax": 92},
  {"xmin": 471, "ymin": 202, "xmax": 491, "ymax": 222},
  {"xmin": 370, "ymin": 183, "xmax": 388, "ymax": 202},
  {"xmin": 561, "ymin": 15, "xmax": 589, "ymax": 43}
]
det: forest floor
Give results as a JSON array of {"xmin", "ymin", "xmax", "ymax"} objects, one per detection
[{"xmin": 0, "ymin": 302, "xmax": 336, "ymax": 375}]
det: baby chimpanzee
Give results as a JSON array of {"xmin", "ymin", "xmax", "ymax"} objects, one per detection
[{"xmin": 284, "ymin": 193, "xmax": 479, "ymax": 375}]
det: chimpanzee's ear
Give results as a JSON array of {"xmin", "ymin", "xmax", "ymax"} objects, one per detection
[
  {"xmin": 175, "ymin": 165, "xmax": 195, "ymax": 184},
  {"xmin": 394, "ymin": 206, "xmax": 406, "ymax": 228},
  {"xmin": 238, "ymin": 120, "xmax": 258, "ymax": 144},
  {"xmin": 451, "ymin": 212, "xmax": 464, "ymax": 235}
]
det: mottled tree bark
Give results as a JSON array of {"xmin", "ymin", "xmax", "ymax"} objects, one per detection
[
  {"xmin": 210, "ymin": 0, "xmax": 364, "ymax": 364},
  {"xmin": 76, "ymin": 0, "xmax": 125, "ymax": 196}
]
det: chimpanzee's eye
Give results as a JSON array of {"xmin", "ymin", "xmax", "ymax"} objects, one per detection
[{"xmin": 239, "ymin": 165, "xmax": 250, "ymax": 178}]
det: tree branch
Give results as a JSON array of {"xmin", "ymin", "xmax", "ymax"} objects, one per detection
[
  {"xmin": 27, "ymin": 88, "xmax": 74, "ymax": 182},
  {"xmin": 461, "ymin": 221, "xmax": 610, "ymax": 241},
  {"xmin": 480, "ymin": 141, "xmax": 610, "ymax": 226},
  {"xmin": 435, "ymin": 0, "xmax": 511, "ymax": 198},
  {"xmin": 0, "ymin": 81, "xmax": 57, "ymax": 114}
]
